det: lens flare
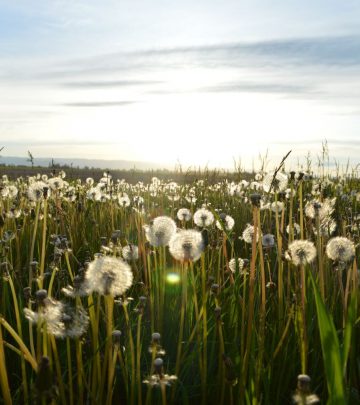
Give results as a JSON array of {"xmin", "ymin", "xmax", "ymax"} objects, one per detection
[{"xmin": 166, "ymin": 272, "xmax": 180, "ymax": 285}]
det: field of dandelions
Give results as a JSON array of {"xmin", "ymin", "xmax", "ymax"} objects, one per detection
[{"xmin": 0, "ymin": 166, "xmax": 359, "ymax": 405}]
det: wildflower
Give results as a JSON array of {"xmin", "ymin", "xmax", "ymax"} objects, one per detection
[
  {"xmin": 24, "ymin": 295, "xmax": 89, "ymax": 338},
  {"xmin": 86, "ymin": 187, "xmax": 102, "ymax": 201},
  {"xmin": 270, "ymin": 201, "xmax": 284, "ymax": 213},
  {"xmin": 286, "ymin": 240, "xmax": 317, "ymax": 266},
  {"xmin": 313, "ymin": 217, "xmax": 337, "ymax": 236},
  {"xmin": 216, "ymin": 214, "xmax": 235, "ymax": 231},
  {"xmin": 148, "ymin": 332, "xmax": 166, "ymax": 356},
  {"xmin": 169, "ymin": 230, "xmax": 204, "ymax": 262},
  {"xmin": 262, "ymin": 171, "xmax": 288, "ymax": 193},
  {"xmin": 304, "ymin": 198, "xmax": 335, "ymax": 219},
  {"xmin": 143, "ymin": 358, "xmax": 177, "ymax": 388},
  {"xmin": 292, "ymin": 374, "xmax": 320, "ymax": 404},
  {"xmin": 228, "ymin": 258, "xmax": 248, "ymax": 274},
  {"xmin": 122, "ymin": 244, "xmax": 139, "ymax": 261},
  {"xmin": 27, "ymin": 181, "xmax": 49, "ymax": 202},
  {"xmin": 193, "ymin": 208, "xmax": 214, "ymax": 227},
  {"xmin": 144, "ymin": 216, "xmax": 177, "ymax": 247},
  {"xmin": 241, "ymin": 224, "xmax": 259, "ymax": 244},
  {"xmin": 47, "ymin": 177, "xmax": 64, "ymax": 191},
  {"xmin": 286, "ymin": 223, "xmax": 301, "ymax": 235},
  {"xmin": 84, "ymin": 255, "xmax": 133, "ymax": 296},
  {"xmin": 62, "ymin": 275, "xmax": 88, "ymax": 298},
  {"xmin": 118, "ymin": 193, "xmax": 131, "ymax": 207},
  {"xmin": 177, "ymin": 208, "xmax": 192, "ymax": 222},
  {"xmin": 262, "ymin": 233, "xmax": 275, "ymax": 248},
  {"xmin": 326, "ymin": 237, "xmax": 355, "ymax": 263},
  {"xmin": 7, "ymin": 185, "xmax": 18, "ymax": 198}
]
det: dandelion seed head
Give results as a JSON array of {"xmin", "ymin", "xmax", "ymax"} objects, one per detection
[
  {"xmin": 242, "ymin": 224, "xmax": 259, "ymax": 244},
  {"xmin": 262, "ymin": 172, "xmax": 288, "ymax": 193},
  {"xmin": 286, "ymin": 223, "xmax": 301, "ymax": 235},
  {"xmin": 85, "ymin": 255, "xmax": 133, "ymax": 296},
  {"xmin": 144, "ymin": 216, "xmax": 176, "ymax": 247},
  {"xmin": 270, "ymin": 201, "xmax": 284, "ymax": 213},
  {"xmin": 326, "ymin": 237, "xmax": 355, "ymax": 262},
  {"xmin": 262, "ymin": 233, "xmax": 275, "ymax": 248},
  {"xmin": 287, "ymin": 240, "xmax": 317, "ymax": 266},
  {"xmin": 216, "ymin": 214, "xmax": 235, "ymax": 231},
  {"xmin": 122, "ymin": 245, "xmax": 139, "ymax": 261},
  {"xmin": 118, "ymin": 193, "xmax": 131, "ymax": 207},
  {"xmin": 229, "ymin": 258, "xmax": 248, "ymax": 274},
  {"xmin": 47, "ymin": 177, "xmax": 64, "ymax": 191},
  {"xmin": 193, "ymin": 208, "xmax": 214, "ymax": 227},
  {"xmin": 177, "ymin": 208, "xmax": 192, "ymax": 222},
  {"xmin": 169, "ymin": 230, "xmax": 204, "ymax": 262}
]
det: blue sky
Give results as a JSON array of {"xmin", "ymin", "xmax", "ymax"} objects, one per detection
[{"xmin": 1, "ymin": 1, "xmax": 360, "ymax": 170}]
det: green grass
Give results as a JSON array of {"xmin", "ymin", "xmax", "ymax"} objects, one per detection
[{"xmin": 0, "ymin": 166, "xmax": 359, "ymax": 404}]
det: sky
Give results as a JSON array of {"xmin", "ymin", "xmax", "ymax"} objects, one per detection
[{"xmin": 1, "ymin": 0, "xmax": 360, "ymax": 171}]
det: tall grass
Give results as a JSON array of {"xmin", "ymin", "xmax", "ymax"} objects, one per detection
[{"xmin": 0, "ymin": 165, "xmax": 359, "ymax": 404}]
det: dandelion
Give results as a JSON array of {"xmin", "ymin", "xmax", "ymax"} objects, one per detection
[
  {"xmin": 270, "ymin": 201, "xmax": 284, "ymax": 213},
  {"xmin": 263, "ymin": 171, "xmax": 288, "ymax": 193},
  {"xmin": 177, "ymin": 208, "xmax": 192, "ymax": 222},
  {"xmin": 169, "ymin": 229, "xmax": 205, "ymax": 262},
  {"xmin": 326, "ymin": 237, "xmax": 355, "ymax": 263},
  {"xmin": 242, "ymin": 224, "xmax": 259, "ymax": 244},
  {"xmin": 143, "ymin": 358, "xmax": 177, "ymax": 388},
  {"xmin": 229, "ymin": 258, "xmax": 248, "ymax": 274},
  {"xmin": 62, "ymin": 275, "xmax": 88, "ymax": 298},
  {"xmin": 122, "ymin": 244, "xmax": 139, "ymax": 261},
  {"xmin": 193, "ymin": 208, "xmax": 214, "ymax": 227},
  {"xmin": 286, "ymin": 240, "xmax": 317, "ymax": 266},
  {"xmin": 86, "ymin": 187, "xmax": 102, "ymax": 201},
  {"xmin": 216, "ymin": 214, "xmax": 235, "ymax": 231},
  {"xmin": 24, "ymin": 295, "xmax": 88, "ymax": 338},
  {"xmin": 47, "ymin": 177, "xmax": 64, "ymax": 191},
  {"xmin": 313, "ymin": 217, "xmax": 337, "ymax": 236},
  {"xmin": 304, "ymin": 198, "xmax": 335, "ymax": 219},
  {"xmin": 118, "ymin": 193, "xmax": 131, "ymax": 207},
  {"xmin": 286, "ymin": 223, "xmax": 301, "ymax": 235},
  {"xmin": 27, "ymin": 181, "xmax": 49, "ymax": 202},
  {"xmin": 144, "ymin": 216, "xmax": 177, "ymax": 247},
  {"xmin": 262, "ymin": 233, "xmax": 275, "ymax": 248},
  {"xmin": 7, "ymin": 185, "xmax": 18, "ymax": 198},
  {"xmin": 84, "ymin": 255, "xmax": 133, "ymax": 296}
]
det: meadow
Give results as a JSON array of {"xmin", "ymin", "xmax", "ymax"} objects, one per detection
[{"xmin": 0, "ymin": 162, "xmax": 359, "ymax": 404}]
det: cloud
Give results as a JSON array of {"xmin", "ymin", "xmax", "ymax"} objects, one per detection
[
  {"xmin": 197, "ymin": 81, "xmax": 316, "ymax": 95},
  {"xmin": 4, "ymin": 34, "xmax": 360, "ymax": 82},
  {"xmin": 62, "ymin": 101, "xmax": 137, "ymax": 107},
  {"xmin": 61, "ymin": 80, "xmax": 162, "ymax": 88}
]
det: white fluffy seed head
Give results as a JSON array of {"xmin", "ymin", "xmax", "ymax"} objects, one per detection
[
  {"xmin": 287, "ymin": 240, "xmax": 317, "ymax": 266},
  {"xmin": 262, "ymin": 172, "xmax": 288, "ymax": 193},
  {"xmin": 216, "ymin": 215, "xmax": 235, "ymax": 231},
  {"xmin": 85, "ymin": 255, "xmax": 133, "ymax": 296},
  {"xmin": 242, "ymin": 224, "xmax": 259, "ymax": 244},
  {"xmin": 122, "ymin": 245, "xmax": 139, "ymax": 261},
  {"xmin": 144, "ymin": 216, "xmax": 177, "ymax": 247},
  {"xmin": 193, "ymin": 208, "xmax": 214, "ymax": 227},
  {"xmin": 169, "ymin": 230, "xmax": 204, "ymax": 262},
  {"xmin": 326, "ymin": 237, "xmax": 355, "ymax": 262},
  {"xmin": 177, "ymin": 208, "xmax": 192, "ymax": 222}
]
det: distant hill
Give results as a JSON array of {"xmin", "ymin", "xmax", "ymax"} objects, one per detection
[{"xmin": 0, "ymin": 156, "xmax": 172, "ymax": 171}]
